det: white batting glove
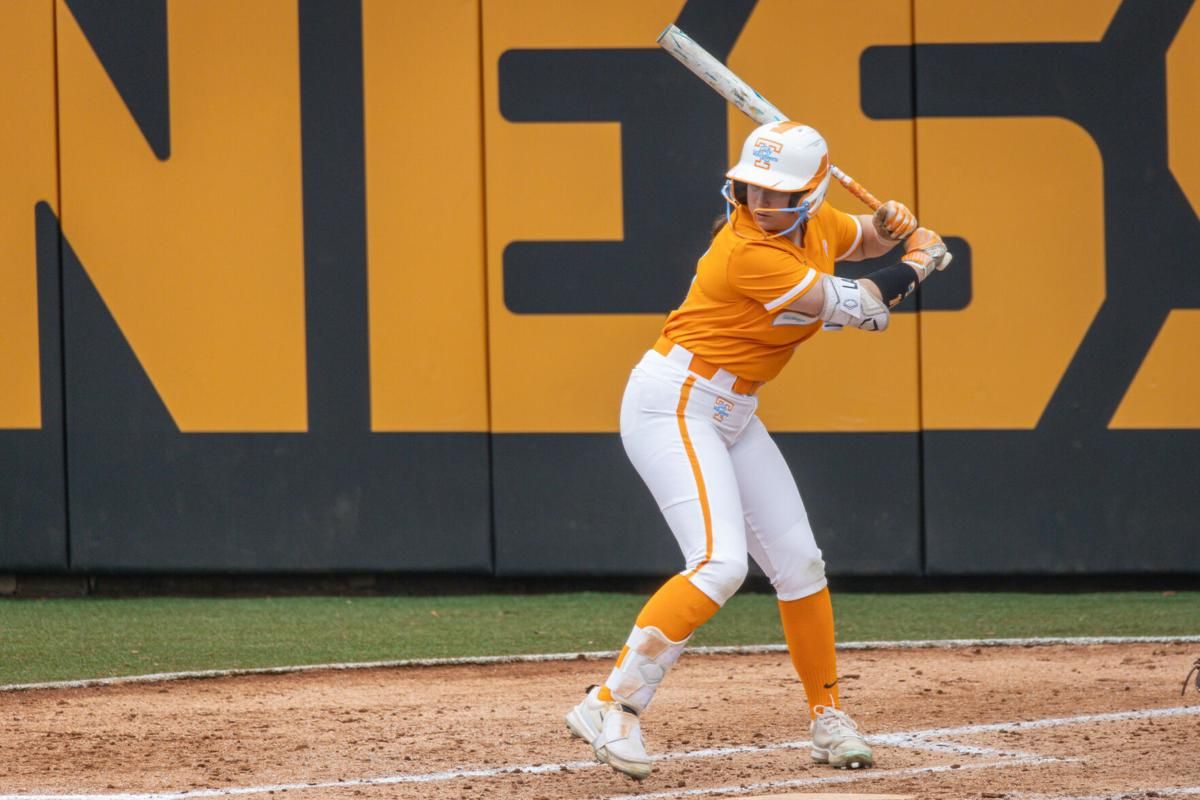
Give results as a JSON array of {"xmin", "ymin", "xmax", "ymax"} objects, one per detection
[
  {"xmin": 901, "ymin": 228, "xmax": 952, "ymax": 279},
  {"xmin": 873, "ymin": 200, "xmax": 919, "ymax": 241}
]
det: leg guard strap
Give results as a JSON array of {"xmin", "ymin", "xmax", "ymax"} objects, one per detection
[{"xmin": 604, "ymin": 625, "xmax": 689, "ymax": 714}]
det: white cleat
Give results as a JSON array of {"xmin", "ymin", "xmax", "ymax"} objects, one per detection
[
  {"xmin": 565, "ymin": 685, "xmax": 653, "ymax": 780},
  {"xmin": 810, "ymin": 704, "xmax": 874, "ymax": 769}
]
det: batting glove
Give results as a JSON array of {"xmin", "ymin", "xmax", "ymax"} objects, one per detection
[
  {"xmin": 873, "ymin": 200, "xmax": 919, "ymax": 241},
  {"xmin": 901, "ymin": 227, "xmax": 952, "ymax": 279}
]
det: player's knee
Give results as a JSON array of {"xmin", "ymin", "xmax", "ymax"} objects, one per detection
[
  {"xmin": 703, "ymin": 553, "xmax": 748, "ymax": 605},
  {"xmin": 775, "ymin": 556, "xmax": 828, "ymax": 601}
]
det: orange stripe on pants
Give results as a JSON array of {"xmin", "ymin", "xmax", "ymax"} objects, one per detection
[{"xmin": 675, "ymin": 376, "xmax": 713, "ymax": 577}]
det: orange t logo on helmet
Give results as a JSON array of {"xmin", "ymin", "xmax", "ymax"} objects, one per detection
[{"xmin": 752, "ymin": 138, "xmax": 783, "ymax": 170}]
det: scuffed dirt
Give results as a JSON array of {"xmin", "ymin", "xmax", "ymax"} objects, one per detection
[{"xmin": 1, "ymin": 643, "xmax": 1198, "ymax": 799}]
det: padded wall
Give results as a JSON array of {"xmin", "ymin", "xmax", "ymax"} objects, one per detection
[
  {"xmin": 52, "ymin": 0, "xmax": 491, "ymax": 572},
  {"xmin": 0, "ymin": 2, "xmax": 66, "ymax": 570},
  {"xmin": 484, "ymin": 0, "xmax": 925, "ymax": 578},
  {"xmin": 0, "ymin": 0, "xmax": 1196, "ymax": 576}
]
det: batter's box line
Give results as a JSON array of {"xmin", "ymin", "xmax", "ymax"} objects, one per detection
[
  {"xmin": 1, "ymin": 706, "xmax": 1195, "ymax": 800},
  {"xmin": 0, "ymin": 757, "xmax": 1079, "ymax": 800},
  {"xmin": 883, "ymin": 704, "xmax": 1200, "ymax": 739},
  {"xmin": 601, "ymin": 755, "xmax": 1079, "ymax": 800},
  {"xmin": 871, "ymin": 704, "xmax": 1200, "ymax": 761},
  {"xmin": 871, "ymin": 735, "xmax": 1036, "ymax": 759}
]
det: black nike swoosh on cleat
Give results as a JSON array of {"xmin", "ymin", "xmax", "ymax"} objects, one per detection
[{"xmin": 823, "ymin": 680, "xmax": 838, "ymax": 689}]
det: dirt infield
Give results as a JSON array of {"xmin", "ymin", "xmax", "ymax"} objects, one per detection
[{"xmin": 2, "ymin": 642, "xmax": 1198, "ymax": 799}]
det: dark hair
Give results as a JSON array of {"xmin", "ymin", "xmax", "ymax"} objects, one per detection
[
  {"xmin": 710, "ymin": 213, "xmax": 728, "ymax": 238},
  {"xmin": 711, "ymin": 181, "xmax": 750, "ymax": 238}
]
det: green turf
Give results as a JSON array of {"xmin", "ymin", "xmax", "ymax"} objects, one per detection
[{"xmin": 0, "ymin": 591, "xmax": 1196, "ymax": 685}]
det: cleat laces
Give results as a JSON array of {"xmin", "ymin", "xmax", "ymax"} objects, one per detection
[{"xmin": 814, "ymin": 705, "xmax": 861, "ymax": 738}]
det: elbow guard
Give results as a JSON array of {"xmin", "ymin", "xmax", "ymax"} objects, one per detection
[{"xmin": 815, "ymin": 274, "xmax": 890, "ymax": 332}]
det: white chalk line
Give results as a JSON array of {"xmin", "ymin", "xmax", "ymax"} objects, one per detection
[
  {"xmin": 0, "ymin": 758, "xmax": 1079, "ymax": 800},
  {"xmin": 3, "ymin": 635, "xmax": 1197, "ymax": 693},
  {"xmin": 641, "ymin": 708, "xmax": 1200, "ymax": 800},
  {"xmin": 867, "ymin": 704, "xmax": 1200, "ymax": 761},
  {"xmin": 603, "ymin": 755, "xmax": 1078, "ymax": 800},
  {"xmin": 880, "ymin": 703, "xmax": 1200, "ymax": 739},
  {"xmin": 2, "ymin": 704, "xmax": 1195, "ymax": 800}
]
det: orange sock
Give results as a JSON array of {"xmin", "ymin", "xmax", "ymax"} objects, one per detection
[
  {"xmin": 597, "ymin": 574, "xmax": 720, "ymax": 702},
  {"xmin": 634, "ymin": 573, "xmax": 721, "ymax": 639},
  {"xmin": 778, "ymin": 587, "xmax": 840, "ymax": 718}
]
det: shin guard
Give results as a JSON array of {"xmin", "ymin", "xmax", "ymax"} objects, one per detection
[{"xmin": 603, "ymin": 625, "xmax": 689, "ymax": 714}]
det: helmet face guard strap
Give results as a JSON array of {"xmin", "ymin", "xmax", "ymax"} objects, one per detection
[
  {"xmin": 764, "ymin": 200, "xmax": 811, "ymax": 238},
  {"xmin": 721, "ymin": 180, "xmax": 737, "ymax": 229},
  {"xmin": 721, "ymin": 179, "xmax": 814, "ymax": 240},
  {"xmin": 754, "ymin": 199, "xmax": 810, "ymax": 239}
]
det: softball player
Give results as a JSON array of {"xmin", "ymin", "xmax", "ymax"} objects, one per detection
[{"xmin": 565, "ymin": 121, "xmax": 951, "ymax": 780}]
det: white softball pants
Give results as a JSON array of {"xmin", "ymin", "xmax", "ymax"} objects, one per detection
[{"xmin": 620, "ymin": 345, "xmax": 828, "ymax": 606}]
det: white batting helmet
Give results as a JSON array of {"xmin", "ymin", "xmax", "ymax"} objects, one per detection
[{"xmin": 726, "ymin": 121, "xmax": 831, "ymax": 213}]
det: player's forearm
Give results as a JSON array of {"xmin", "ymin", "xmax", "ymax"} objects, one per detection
[
  {"xmin": 784, "ymin": 228, "xmax": 950, "ymax": 332},
  {"xmin": 855, "ymin": 215, "xmax": 899, "ymax": 259},
  {"xmin": 857, "ymin": 278, "xmax": 884, "ymax": 304}
]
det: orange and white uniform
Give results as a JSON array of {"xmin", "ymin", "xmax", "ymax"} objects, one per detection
[
  {"xmin": 571, "ymin": 122, "xmax": 880, "ymax": 780},
  {"xmin": 622, "ymin": 201, "xmax": 862, "ymax": 607},
  {"xmin": 663, "ymin": 201, "xmax": 864, "ymax": 383}
]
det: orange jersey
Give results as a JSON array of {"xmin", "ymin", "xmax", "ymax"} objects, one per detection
[{"xmin": 661, "ymin": 202, "xmax": 864, "ymax": 383}]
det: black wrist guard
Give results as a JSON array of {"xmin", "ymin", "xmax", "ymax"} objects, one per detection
[{"xmin": 864, "ymin": 262, "xmax": 922, "ymax": 308}]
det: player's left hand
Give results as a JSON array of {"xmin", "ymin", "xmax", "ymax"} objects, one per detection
[
  {"xmin": 902, "ymin": 227, "xmax": 952, "ymax": 278},
  {"xmin": 873, "ymin": 200, "xmax": 918, "ymax": 241}
]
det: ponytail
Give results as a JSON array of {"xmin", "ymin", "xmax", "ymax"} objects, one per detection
[{"xmin": 711, "ymin": 180, "xmax": 749, "ymax": 239}]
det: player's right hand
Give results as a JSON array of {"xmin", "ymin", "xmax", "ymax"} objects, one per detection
[
  {"xmin": 872, "ymin": 200, "xmax": 919, "ymax": 241},
  {"xmin": 901, "ymin": 228, "xmax": 951, "ymax": 278}
]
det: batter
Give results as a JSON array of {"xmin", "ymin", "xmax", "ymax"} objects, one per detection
[{"xmin": 565, "ymin": 121, "xmax": 950, "ymax": 780}]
